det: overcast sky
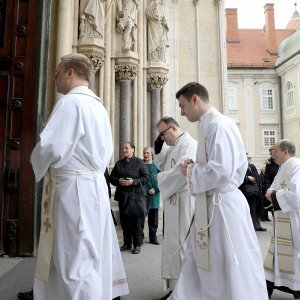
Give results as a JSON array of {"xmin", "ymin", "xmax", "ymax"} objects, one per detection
[{"xmin": 225, "ymin": 0, "xmax": 298, "ymax": 29}]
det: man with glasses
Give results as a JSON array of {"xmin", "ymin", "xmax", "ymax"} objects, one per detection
[
  {"xmin": 153, "ymin": 116, "xmax": 197, "ymax": 300},
  {"xmin": 168, "ymin": 82, "xmax": 268, "ymax": 299}
]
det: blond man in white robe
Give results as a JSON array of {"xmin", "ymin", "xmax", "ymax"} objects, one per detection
[
  {"xmin": 31, "ymin": 53, "xmax": 128, "ymax": 300},
  {"xmin": 168, "ymin": 82, "xmax": 268, "ymax": 300},
  {"xmin": 264, "ymin": 139, "xmax": 300, "ymax": 299},
  {"xmin": 154, "ymin": 116, "xmax": 197, "ymax": 300}
]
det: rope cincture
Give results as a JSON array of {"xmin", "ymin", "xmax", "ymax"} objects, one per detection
[{"xmin": 174, "ymin": 192, "xmax": 240, "ymax": 266}]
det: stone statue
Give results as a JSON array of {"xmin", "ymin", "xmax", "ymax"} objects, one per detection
[
  {"xmin": 116, "ymin": 0, "xmax": 139, "ymax": 51},
  {"xmin": 79, "ymin": 0, "xmax": 105, "ymax": 40},
  {"xmin": 146, "ymin": 0, "xmax": 169, "ymax": 62}
]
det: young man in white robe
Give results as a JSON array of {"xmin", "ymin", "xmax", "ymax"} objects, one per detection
[
  {"xmin": 154, "ymin": 116, "xmax": 197, "ymax": 300},
  {"xmin": 30, "ymin": 53, "xmax": 128, "ymax": 300},
  {"xmin": 264, "ymin": 139, "xmax": 300, "ymax": 299},
  {"xmin": 168, "ymin": 82, "xmax": 268, "ymax": 300}
]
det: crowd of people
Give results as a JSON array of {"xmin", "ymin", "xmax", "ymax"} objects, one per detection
[{"xmin": 17, "ymin": 53, "xmax": 300, "ymax": 300}]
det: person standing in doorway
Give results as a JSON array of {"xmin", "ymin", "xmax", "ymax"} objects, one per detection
[{"xmin": 30, "ymin": 53, "xmax": 128, "ymax": 300}]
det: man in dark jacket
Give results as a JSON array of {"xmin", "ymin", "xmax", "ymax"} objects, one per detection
[
  {"xmin": 263, "ymin": 146, "xmax": 279, "ymax": 221},
  {"xmin": 240, "ymin": 154, "xmax": 266, "ymax": 231}
]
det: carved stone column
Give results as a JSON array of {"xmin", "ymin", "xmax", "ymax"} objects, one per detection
[
  {"xmin": 77, "ymin": 39, "xmax": 105, "ymax": 93},
  {"xmin": 115, "ymin": 55, "xmax": 139, "ymax": 157},
  {"xmin": 56, "ymin": 0, "xmax": 72, "ymax": 64},
  {"xmin": 147, "ymin": 66, "xmax": 168, "ymax": 144}
]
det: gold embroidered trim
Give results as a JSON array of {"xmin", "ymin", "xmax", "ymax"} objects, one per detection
[{"xmin": 112, "ymin": 278, "xmax": 128, "ymax": 287}]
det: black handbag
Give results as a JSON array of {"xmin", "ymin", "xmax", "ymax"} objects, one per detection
[
  {"xmin": 123, "ymin": 179, "xmax": 147, "ymax": 218},
  {"xmin": 243, "ymin": 183, "xmax": 260, "ymax": 197}
]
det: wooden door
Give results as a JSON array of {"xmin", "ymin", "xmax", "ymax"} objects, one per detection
[{"xmin": 0, "ymin": 0, "xmax": 38, "ymax": 256}]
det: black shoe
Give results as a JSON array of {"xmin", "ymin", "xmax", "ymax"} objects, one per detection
[
  {"xmin": 154, "ymin": 291, "xmax": 172, "ymax": 300},
  {"xmin": 120, "ymin": 244, "xmax": 132, "ymax": 251},
  {"xmin": 132, "ymin": 246, "xmax": 140, "ymax": 254},
  {"xmin": 266, "ymin": 280, "xmax": 274, "ymax": 299},
  {"xmin": 17, "ymin": 290, "xmax": 33, "ymax": 300},
  {"xmin": 150, "ymin": 239, "xmax": 160, "ymax": 245},
  {"xmin": 265, "ymin": 218, "xmax": 271, "ymax": 222},
  {"xmin": 267, "ymin": 288, "xmax": 273, "ymax": 299},
  {"xmin": 255, "ymin": 227, "xmax": 267, "ymax": 232},
  {"xmin": 294, "ymin": 291, "xmax": 300, "ymax": 299}
]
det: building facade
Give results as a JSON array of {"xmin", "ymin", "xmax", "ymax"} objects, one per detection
[
  {"xmin": 276, "ymin": 17, "xmax": 300, "ymax": 147},
  {"xmin": 225, "ymin": 3, "xmax": 300, "ymax": 167},
  {"xmin": 1, "ymin": 0, "xmax": 298, "ymax": 257},
  {"xmin": 0, "ymin": 0, "xmax": 226, "ymax": 256}
]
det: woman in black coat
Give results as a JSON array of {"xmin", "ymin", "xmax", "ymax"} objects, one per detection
[{"xmin": 109, "ymin": 142, "xmax": 149, "ymax": 254}]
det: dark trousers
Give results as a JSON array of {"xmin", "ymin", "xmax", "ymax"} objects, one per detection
[
  {"xmin": 246, "ymin": 196, "xmax": 262, "ymax": 229},
  {"xmin": 148, "ymin": 208, "xmax": 159, "ymax": 241},
  {"xmin": 119, "ymin": 212, "xmax": 144, "ymax": 247}
]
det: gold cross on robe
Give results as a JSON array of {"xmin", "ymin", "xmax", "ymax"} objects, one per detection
[
  {"xmin": 43, "ymin": 217, "xmax": 52, "ymax": 233},
  {"xmin": 280, "ymin": 180, "xmax": 287, "ymax": 189},
  {"xmin": 198, "ymin": 230, "xmax": 206, "ymax": 240},
  {"xmin": 197, "ymin": 230, "xmax": 208, "ymax": 249}
]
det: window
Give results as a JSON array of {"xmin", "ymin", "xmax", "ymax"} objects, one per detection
[
  {"xmin": 286, "ymin": 81, "xmax": 294, "ymax": 107},
  {"xmin": 261, "ymin": 89, "xmax": 274, "ymax": 110},
  {"xmin": 263, "ymin": 130, "xmax": 276, "ymax": 147},
  {"xmin": 227, "ymin": 87, "xmax": 237, "ymax": 110}
]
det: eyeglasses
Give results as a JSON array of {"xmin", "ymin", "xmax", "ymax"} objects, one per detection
[{"xmin": 159, "ymin": 126, "xmax": 172, "ymax": 137}]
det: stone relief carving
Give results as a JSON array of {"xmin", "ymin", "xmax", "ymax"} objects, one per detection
[
  {"xmin": 115, "ymin": 64, "xmax": 138, "ymax": 81},
  {"xmin": 146, "ymin": 72, "xmax": 168, "ymax": 90},
  {"xmin": 116, "ymin": 0, "xmax": 139, "ymax": 51},
  {"xmin": 84, "ymin": 52, "xmax": 105, "ymax": 72},
  {"xmin": 79, "ymin": 0, "xmax": 105, "ymax": 40},
  {"xmin": 146, "ymin": 0, "xmax": 169, "ymax": 63}
]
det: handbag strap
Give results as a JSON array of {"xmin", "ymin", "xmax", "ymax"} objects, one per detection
[{"xmin": 138, "ymin": 178, "xmax": 146, "ymax": 194}]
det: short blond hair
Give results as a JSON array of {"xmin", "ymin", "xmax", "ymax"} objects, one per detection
[{"xmin": 61, "ymin": 53, "xmax": 92, "ymax": 82}]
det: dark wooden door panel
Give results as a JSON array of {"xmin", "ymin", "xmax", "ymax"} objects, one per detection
[
  {"xmin": 0, "ymin": 72, "xmax": 9, "ymax": 255},
  {"xmin": 0, "ymin": 0, "xmax": 37, "ymax": 256},
  {"xmin": 0, "ymin": 0, "xmax": 13, "ymax": 55}
]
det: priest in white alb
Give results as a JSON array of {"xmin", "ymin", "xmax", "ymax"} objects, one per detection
[
  {"xmin": 168, "ymin": 82, "xmax": 268, "ymax": 300},
  {"xmin": 154, "ymin": 116, "xmax": 197, "ymax": 300},
  {"xmin": 30, "ymin": 53, "xmax": 128, "ymax": 300},
  {"xmin": 264, "ymin": 139, "xmax": 300, "ymax": 299}
]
